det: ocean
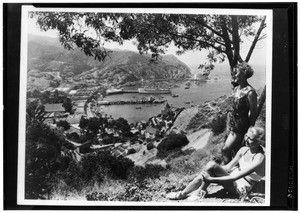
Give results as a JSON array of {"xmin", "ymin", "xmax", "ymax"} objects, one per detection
[{"xmin": 99, "ymin": 64, "xmax": 266, "ymax": 124}]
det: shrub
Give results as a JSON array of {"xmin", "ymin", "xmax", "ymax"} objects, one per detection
[
  {"xmin": 157, "ymin": 133, "xmax": 189, "ymax": 151},
  {"xmin": 209, "ymin": 113, "xmax": 227, "ymax": 135},
  {"xmin": 156, "ymin": 133, "xmax": 189, "ymax": 158},
  {"xmin": 66, "ymin": 132, "xmax": 80, "ymax": 141},
  {"xmin": 146, "ymin": 138, "xmax": 152, "ymax": 143},
  {"xmin": 56, "ymin": 150, "xmax": 136, "ymax": 191},
  {"xmin": 51, "ymin": 157, "xmax": 84, "ymax": 192},
  {"xmin": 146, "ymin": 143, "xmax": 155, "ymax": 150},
  {"xmin": 187, "ymin": 112, "xmax": 207, "ymax": 130},
  {"xmin": 127, "ymin": 148, "xmax": 136, "ymax": 155},
  {"xmin": 25, "ymin": 123, "xmax": 63, "ymax": 199},
  {"xmin": 80, "ymin": 151, "xmax": 134, "ymax": 181},
  {"xmin": 62, "ymin": 142, "xmax": 75, "ymax": 150},
  {"xmin": 102, "ymin": 135, "xmax": 118, "ymax": 145},
  {"xmin": 86, "ymin": 192, "xmax": 109, "ymax": 201},
  {"xmin": 57, "ymin": 120, "xmax": 71, "ymax": 131},
  {"xmin": 129, "ymin": 164, "xmax": 165, "ymax": 182},
  {"xmin": 79, "ymin": 131, "xmax": 96, "ymax": 143}
]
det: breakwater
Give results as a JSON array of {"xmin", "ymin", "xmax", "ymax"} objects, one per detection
[
  {"xmin": 98, "ymin": 98, "xmax": 166, "ymax": 106},
  {"xmin": 106, "ymin": 88, "xmax": 171, "ymax": 95}
]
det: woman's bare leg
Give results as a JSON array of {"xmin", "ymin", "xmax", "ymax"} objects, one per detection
[
  {"xmin": 180, "ymin": 161, "xmax": 234, "ymax": 197},
  {"xmin": 222, "ymin": 131, "xmax": 244, "ymax": 164}
]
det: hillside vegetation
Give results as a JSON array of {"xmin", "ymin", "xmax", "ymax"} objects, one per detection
[
  {"xmin": 27, "ymin": 34, "xmax": 191, "ymax": 90},
  {"xmin": 45, "ymin": 91, "xmax": 266, "ymax": 203}
]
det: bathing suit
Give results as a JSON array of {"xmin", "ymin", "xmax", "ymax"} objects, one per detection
[
  {"xmin": 227, "ymin": 86, "xmax": 257, "ymax": 135},
  {"xmin": 231, "ymin": 147, "xmax": 264, "ymax": 197}
]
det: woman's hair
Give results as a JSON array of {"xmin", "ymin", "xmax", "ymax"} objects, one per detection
[
  {"xmin": 235, "ymin": 62, "xmax": 254, "ymax": 79},
  {"xmin": 248, "ymin": 126, "xmax": 265, "ymax": 144}
]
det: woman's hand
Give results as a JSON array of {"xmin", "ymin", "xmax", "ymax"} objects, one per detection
[{"xmin": 202, "ymin": 171, "xmax": 213, "ymax": 183}]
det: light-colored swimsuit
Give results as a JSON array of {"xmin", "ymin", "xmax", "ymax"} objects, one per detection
[{"xmin": 231, "ymin": 147, "xmax": 264, "ymax": 196}]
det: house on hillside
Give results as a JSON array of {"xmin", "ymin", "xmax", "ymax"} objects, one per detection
[
  {"xmin": 77, "ymin": 141, "xmax": 92, "ymax": 154},
  {"xmin": 144, "ymin": 126, "xmax": 157, "ymax": 139},
  {"xmin": 66, "ymin": 125, "xmax": 81, "ymax": 135},
  {"xmin": 66, "ymin": 114, "xmax": 86, "ymax": 125},
  {"xmin": 43, "ymin": 103, "xmax": 67, "ymax": 121},
  {"xmin": 69, "ymin": 90, "xmax": 77, "ymax": 96},
  {"xmin": 52, "ymin": 87, "xmax": 70, "ymax": 93},
  {"xmin": 44, "ymin": 103, "xmax": 65, "ymax": 112}
]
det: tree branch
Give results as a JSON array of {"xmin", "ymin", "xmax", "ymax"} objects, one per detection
[
  {"xmin": 245, "ymin": 16, "xmax": 266, "ymax": 62},
  {"xmin": 258, "ymin": 34, "xmax": 266, "ymax": 41},
  {"xmin": 149, "ymin": 27, "xmax": 226, "ymax": 54},
  {"xmin": 189, "ymin": 16, "xmax": 224, "ymax": 38},
  {"xmin": 212, "ymin": 39, "xmax": 226, "ymax": 47},
  {"xmin": 182, "ymin": 34, "xmax": 226, "ymax": 53}
]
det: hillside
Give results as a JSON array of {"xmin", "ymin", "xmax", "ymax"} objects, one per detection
[
  {"xmin": 27, "ymin": 34, "xmax": 192, "ymax": 88},
  {"xmin": 48, "ymin": 89, "xmax": 266, "ymax": 203}
]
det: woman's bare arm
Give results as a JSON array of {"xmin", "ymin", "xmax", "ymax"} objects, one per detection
[
  {"xmin": 247, "ymin": 90, "xmax": 258, "ymax": 126},
  {"xmin": 205, "ymin": 153, "xmax": 265, "ymax": 183},
  {"xmin": 221, "ymin": 147, "xmax": 245, "ymax": 172}
]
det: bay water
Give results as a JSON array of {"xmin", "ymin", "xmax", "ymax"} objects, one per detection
[{"xmin": 99, "ymin": 64, "xmax": 266, "ymax": 124}]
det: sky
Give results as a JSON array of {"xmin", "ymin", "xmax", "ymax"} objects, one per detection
[{"xmin": 27, "ymin": 14, "xmax": 267, "ymax": 73}]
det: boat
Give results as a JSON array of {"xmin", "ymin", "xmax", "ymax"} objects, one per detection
[
  {"xmin": 106, "ymin": 88, "xmax": 124, "ymax": 95},
  {"xmin": 135, "ymin": 107, "xmax": 142, "ymax": 109},
  {"xmin": 171, "ymin": 94, "xmax": 179, "ymax": 97},
  {"xmin": 138, "ymin": 88, "xmax": 171, "ymax": 94}
]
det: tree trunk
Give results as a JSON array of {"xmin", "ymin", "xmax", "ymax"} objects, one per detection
[
  {"xmin": 231, "ymin": 15, "xmax": 240, "ymax": 66},
  {"xmin": 256, "ymin": 85, "xmax": 266, "ymax": 120},
  {"xmin": 220, "ymin": 16, "xmax": 234, "ymax": 70}
]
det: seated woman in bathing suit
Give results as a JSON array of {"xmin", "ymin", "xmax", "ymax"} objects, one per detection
[
  {"xmin": 222, "ymin": 62, "xmax": 258, "ymax": 164},
  {"xmin": 166, "ymin": 126, "xmax": 265, "ymax": 200}
]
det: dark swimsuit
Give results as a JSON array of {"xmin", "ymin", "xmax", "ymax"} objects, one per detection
[{"xmin": 227, "ymin": 86, "xmax": 256, "ymax": 135}]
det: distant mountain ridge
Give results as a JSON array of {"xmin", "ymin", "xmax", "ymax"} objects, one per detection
[{"xmin": 27, "ymin": 34, "xmax": 192, "ymax": 85}]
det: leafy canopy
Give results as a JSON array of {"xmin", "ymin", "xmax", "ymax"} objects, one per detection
[{"xmin": 31, "ymin": 12, "xmax": 266, "ymax": 76}]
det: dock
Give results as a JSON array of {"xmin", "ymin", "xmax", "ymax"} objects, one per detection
[
  {"xmin": 98, "ymin": 98, "xmax": 166, "ymax": 106},
  {"xmin": 106, "ymin": 88, "xmax": 171, "ymax": 95},
  {"xmin": 122, "ymin": 89, "xmax": 139, "ymax": 93}
]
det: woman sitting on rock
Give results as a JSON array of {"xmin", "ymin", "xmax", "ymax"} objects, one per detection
[
  {"xmin": 166, "ymin": 126, "xmax": 265, "ymax": 201},
  {"xmin": 222, "ymin": 62, "xmax": 258, "ymax": 164}
]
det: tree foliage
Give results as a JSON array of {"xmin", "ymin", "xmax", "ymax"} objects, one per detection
[
  {"xmin": 109, "ymin": 117, "xmax": 131, "ymax": 136},
  {"xmin": 62, "ymin": 97, "xmax": 73, "ymax": 113},
  {"xmin": 25, "ymin": 120, "xmax": 63, "ymax": 199},
  {"xmin": 79, "ymin": 116, "xmax": 107, "ymax": 139},
  {"xmin": 31, "ymin": 12, "xmax": 266, "ymax": 78},
  {"xmin": 26, "ymin": 100, "xmax": 46, "ymax": 126},
  {"xmin": 57, "ymin": 120, "xmax": 71, "ymax": 131},
  {"xmin": 25, "ymin": 99, "xmax": 66, "ymax": 199}
]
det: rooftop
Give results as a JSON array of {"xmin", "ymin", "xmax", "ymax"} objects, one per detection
[{"xmin": 44, "ymin": 103, "xmax": 65, "ymax": 112}]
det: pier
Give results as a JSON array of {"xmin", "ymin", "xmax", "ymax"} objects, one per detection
[
  {"xmin": 106, "ymin": 88, "xmax": 171, "ymax": 95},
  {"xmin": 98, "ymin": 98, "xmax": 166, "ymax": 106},
  {"xmin": 122, "ymin": 89, "xmax": 139, "ymax": 93}
]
